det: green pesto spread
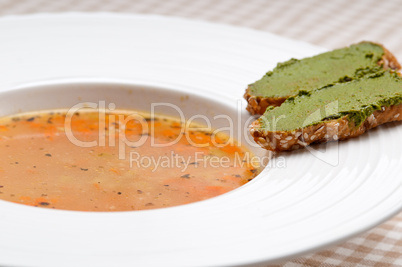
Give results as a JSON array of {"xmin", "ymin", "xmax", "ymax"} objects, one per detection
[
  {"xmin": 258, "ymin": 71, "xmax": 402, "ymax": 131},
  {"xmin": 250, "ymin": 42, "xmax": 385, "ymax": 98}
]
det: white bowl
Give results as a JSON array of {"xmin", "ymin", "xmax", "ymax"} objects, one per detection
[
  {"xmin": 0, "ymin": 80, "xmax": 268, "ymax": 158},
  {"xmin": 0, "ymin": 13, "xmax": 401, "ymax": 267}
]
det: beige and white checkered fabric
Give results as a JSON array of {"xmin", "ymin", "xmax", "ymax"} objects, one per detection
[
  {"xmin": 1, "ymin": 0, "xmax": 402, "ymax": 265},
  {"xmin": 273, "ymin": 216, "xmax": 402, "ymax": 266}
]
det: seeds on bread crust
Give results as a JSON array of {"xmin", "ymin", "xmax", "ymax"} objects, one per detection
[{"xmin": 250, "ymin": 104, "xmax": 402, "ymax": 152}]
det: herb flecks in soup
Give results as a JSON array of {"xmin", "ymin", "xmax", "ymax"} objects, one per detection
[{"xmin": 0, "ymin": 109, "xmax": 259, "ymax": 211}]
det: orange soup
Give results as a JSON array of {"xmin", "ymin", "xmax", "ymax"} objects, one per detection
[{"xmin": 0, "ymin": 109, "xmax": 259, "ymax": 211}]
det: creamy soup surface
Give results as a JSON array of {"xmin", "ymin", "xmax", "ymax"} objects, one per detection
[{"xmin": 0, "ymin": 109, "xmax": 259, "ymax": 211}]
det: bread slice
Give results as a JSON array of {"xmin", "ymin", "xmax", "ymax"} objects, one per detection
[
  {"xmin": 245, "ymin": 42, "xmax": 401, "ymax": 115},
  {"xmin": 250, "ymin": 71, "xmax": 402, "ymax": 152}
]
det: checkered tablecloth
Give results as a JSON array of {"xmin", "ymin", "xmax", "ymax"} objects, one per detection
[{"xmin": 1, "ymin": 0, "xmax": 401, "ymax": 266}]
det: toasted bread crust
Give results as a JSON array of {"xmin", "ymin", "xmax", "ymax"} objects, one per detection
[
  {"xmin": 243, "ymin": 92, "xmax": 286, "ymax": 115},
  {"xmin": 250, "ymin": 104, "xmax": 402, "ymax": 152},
  {"xmin": 378, "ymin": 44, "xmax": 402, "ymax": 70},
  {"xmin": 244, "ymin": 43, "xmax": 402, "ymax": 115}
]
